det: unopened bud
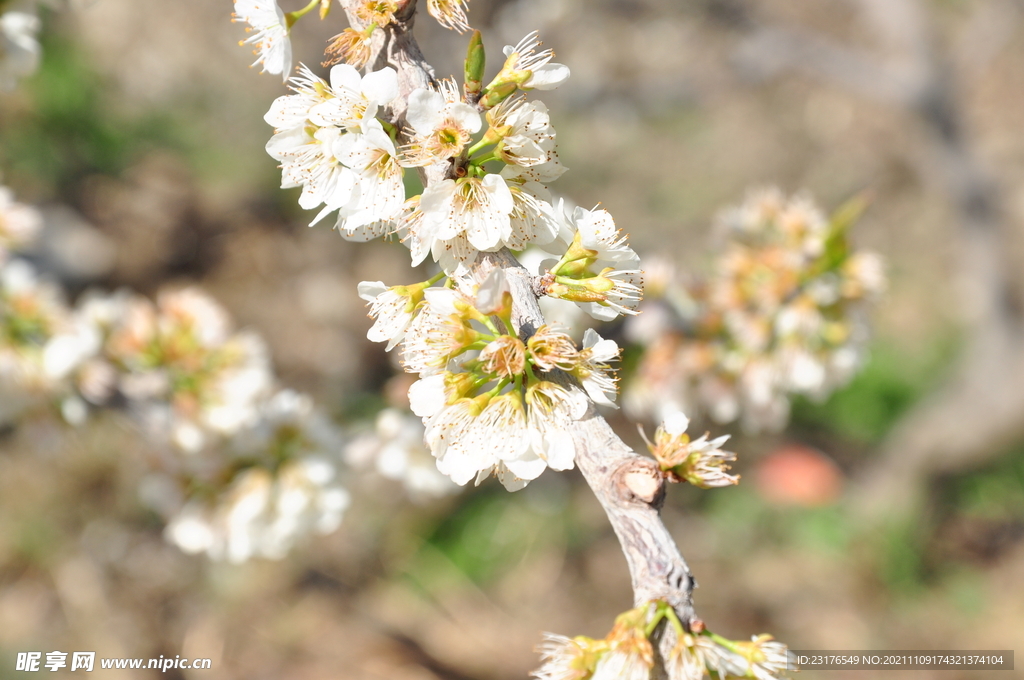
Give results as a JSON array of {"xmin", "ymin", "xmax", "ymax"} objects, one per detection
[
  {"xmin": 546, "ymin": 281, "xmax": 607, "ymax": 304},
  {"xmin": 464, "ymin": 30, "xmax": 486, "ymax": 103}
]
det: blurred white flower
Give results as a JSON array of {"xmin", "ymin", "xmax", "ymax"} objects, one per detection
[
  {"xmin": 166, "ymin": 390, "xmax": 350, "ymax": 562},
  {"xmin": 104, "ymin": 287, "xmax": 273, "ymax": 453},
  {"xmin": 626, "ymin": 189, "xmax": 885, "ymax": 433},
  {"xmin": 0, "ymin": 259, "xmax": 70, "ymax": 422},
  {"xmin": 0, "ymin": 1, "xmax": 40, "ymax": 92},
  {"xmin": 0, "ymin": 185, "xmax": 43, "ymax": 260},
  {"xmin": 344, "ymin": 408, "xmax": 458, "ymax": 501},
  {"xmin": 166, "ymin": 462, "xmax": 349, "ymax": 563}
]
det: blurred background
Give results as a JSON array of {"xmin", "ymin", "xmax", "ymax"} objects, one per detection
[{"xmin": 2, "ymin": 0, "xmax": 1023, "ymax": 678}]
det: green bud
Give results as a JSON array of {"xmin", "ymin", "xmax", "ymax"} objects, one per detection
[
  {"xmin": 319, "ymin": 0, "xmax": 331, "ymax": 20},
  {"xmin": 464, "ymin": 30, "xmax": 486, "ymax": 103}
]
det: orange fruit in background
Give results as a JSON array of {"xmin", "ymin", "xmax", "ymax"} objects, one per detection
[{"xmin": 754, "ymin": 444, "xmax": 844, "ymax": 507}]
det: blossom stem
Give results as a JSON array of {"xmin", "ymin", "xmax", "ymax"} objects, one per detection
[
  {"xmin": 285, "ymin": 0, "xmax": 322, "ymax": 28},
  {"xmin": 477, "ymin": 315, "xmax": 501, "ymax": 336},
  {"xmin": 706, "ymin": 631, "xmax": 741, "ymax": 653},
  {"xmin": 644, "ymin": 609, "xmax": 667, "ymax": 638},
  {"xmin": 524, "ymin": 358, "xmax": 539, "ymax": 383},
  {"xmin": 663, "ymin": 603, "xmax": 687, "ymax": 637},
  {"xmin": 465, "ymin": 137, "xmax": 494, "ymax": 158},
  {"xmin": 470, "ymin": 151, "xmax": 500, "ymax": 165},
  {"xmin": 486, "ymin": 378, "xmax": 511, "ymax": 398}
]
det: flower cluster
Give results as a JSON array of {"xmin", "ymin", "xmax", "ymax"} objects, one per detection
[
  {"xmin": 533, "ymin": 602, "xmax": 792, "ymax": 680},
  {"xmin": 0, "ymin": 185, "xmax": 358, "ymax": 563},
  {"xmin": 264, "ymin": 32, "xmax": 589, "ymax": 275},
  {"xmin": 0, "ymin": 0, "xmax": 40, "ymax": 92},
  {"xmin": 625, "ymin": 189, "xmax": 885, "ymax": 432},
  {"xmin": 360, "ymin": 270, "xmax": 620, "ymax": 490},
  {"xmin": 264, "ymin": 62, "xmax": 403, "ymax": 238},
  {"xmin": 82, "ymin": 287, "xmax": 274, "ymax": 453},
  {"xmin": 641, "ymin": 411, "xmax": 739, "ymax": 488},
  {"xmin": 263, "ymin": 29, "xmax": 644, "ymax": 329}
]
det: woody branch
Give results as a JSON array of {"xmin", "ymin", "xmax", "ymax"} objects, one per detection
[{"xmin": 338, "ymin": 0, "xmax": 698, "ymax": 634}]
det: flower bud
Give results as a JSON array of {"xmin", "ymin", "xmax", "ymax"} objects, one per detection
[{"xmin": 464, "ymin": 30, "xmax": 486, "ymax": 103}]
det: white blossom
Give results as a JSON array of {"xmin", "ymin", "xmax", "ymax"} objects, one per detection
[
  {"xmin": 418, "ymin": 174, "xmax": 514, "ymax": 253},
  {"xmin": 264, "ymin": 65, "xmax": 332, "ymax": 132},
  {"xmin": 233, "ymin": 0, "xmax": 292, "ymax": 81},
  {"xmin": 573, "ymin": 329, "xmax": 619, "ymax": 408},
  {"xmin": 401, "ymin": 287, "xmax": 475, "ymax": 375},
  {"xmin": 424, "ymin": 397, "xmax": 493, "ymax": 485},
  {"xmin": 557, "ymin": 204, "xmax": 643, "ymax": 320},
  {"xmin": 501, "ymin": 156, "xmax": 568, "ymax": 185},
  {"xmin": 401, "ymin": 82, "xmax": 481, "ymax": 166},
  {"xmin": 344, "ymin": 408, "xmax": 457, "ymax": 501},
  {"xmin": 591, "ymin": 649, "xmax": 651, "ymax": 680},
  {"xmin": 525, "ymin": 381, "xmax": 586, "ymax": 472},
  {"xmin": 265, "ymin": 65, "xmax": 399, "ymax": 224},
  {"xmin": 308, "ymin": 65, "xmax": 399, "ymax": 133},
  {"xmin": 531, "ymin": 633, "xmax": 595, "ymax": 680},
  {"xmin": 645, "ymin": 409, "xmax": 739, "ymax": 488},
  {"xmin": 665, "ymin": 636, "xmax": 705, "ymax": 680},
  {"xmin": 489, "ymin": 98, "xmax": 561, "ymax": 169},
  {"xmin": 502, "ymin": 31, "xmax": 570, "ymax": 91},
  {"xmin": 358, "ymin": 280, "xmax": 418, "ymax": 350},
  {"xmin": 504, "ymin": 181, "xmax": 560, "ymax": 250},
  {"xmin": 334, "ymin": 122, "xmax": 405, "ymax": 236}
]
